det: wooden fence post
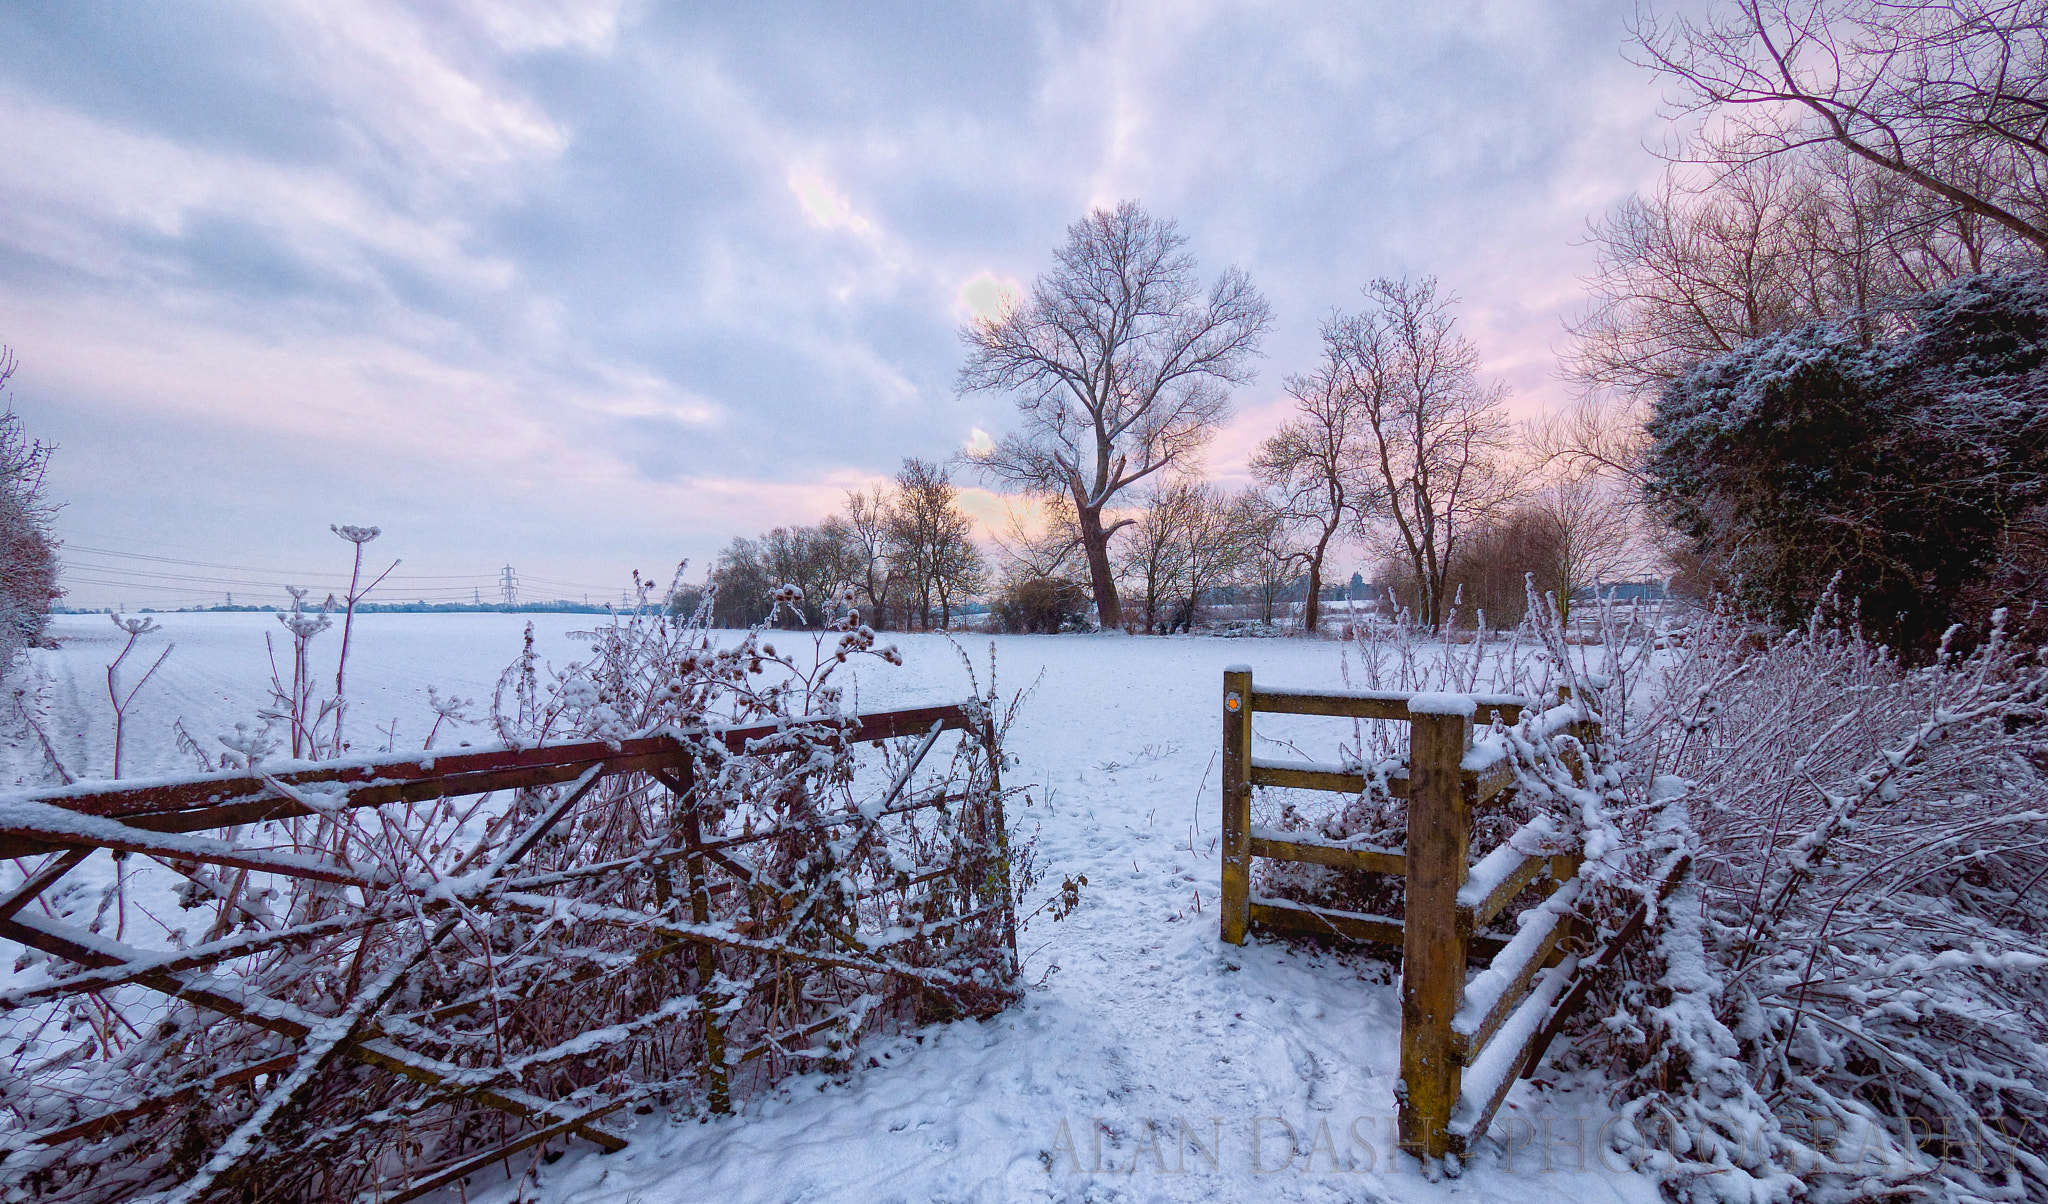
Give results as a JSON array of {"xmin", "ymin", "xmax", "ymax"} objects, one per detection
[
  {"xmin": 1399, "ymin": 696, "xmax": 1474, "ymax": 1161},
  {"xmin": 678, "ymin": 753, "xmax": 731, "ymax": 1115},
  {"xmin": 985, "ymin": 713, "xmax": 1018, "ymax": 968},
  {"xmin": 1219, "ymin": 665, "xmax": 1253, "ymax": 946}
]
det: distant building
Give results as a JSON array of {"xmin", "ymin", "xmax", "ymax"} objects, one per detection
[{"xmin": 1578, "ymin": 581, "xmax": 1668, "ymax": 604}]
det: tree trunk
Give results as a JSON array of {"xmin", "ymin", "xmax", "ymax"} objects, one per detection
[
  {"xmin": 1302, "ymin": 527, "xmax": 1336, "ymax": 633},
  {"xmin": 1414, "ymin": 547, "xmax": 1444, "ymax": 628},
  {"xmin": 1078, "ymin": 505, "xmax": 1123, "ymax": 631},
  {"xmin": 1303, "ymin": 557, "xmax": 1323, "ymax": 633}
]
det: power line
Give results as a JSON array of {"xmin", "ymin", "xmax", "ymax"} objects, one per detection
[
  {"xmin": 61, "ymin": 544, "xmax": 504, "ymax": 582},
  {"xmin": 60, "ymin": 547, "xmax": 624, "ymax": 595},
  {"xmin": 61, "ymin": 568, "xmax": 485, "ymax": 599},
  {"xmin": 61, "ymin": 544, "xmax": 344, "ymax": 577},
  {"xmin": 52, "ymin": 538, "xmax": 632, "ymax": 604}
]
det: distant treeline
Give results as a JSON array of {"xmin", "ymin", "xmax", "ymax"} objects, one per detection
[
  {"xmin": 53, "ymin": 601, "xmax": 626, "ymax": 616},
  {"xmin": 699, "ymin": 458, "xmax": 986, "ymax": 631}
]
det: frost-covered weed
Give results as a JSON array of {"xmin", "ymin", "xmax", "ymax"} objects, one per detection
[
  {"xmin": 0, "ymin": 567, "xmax": 1026, "ymax": 1204},
  {"xmin": 1256, "ymin": 588, "xmax": 1652, "ymax": 928}
]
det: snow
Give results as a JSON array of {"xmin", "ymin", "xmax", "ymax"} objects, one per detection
[
  {"xmin": 1, "ymin": 613, "xmax": 1664, "ymax": 1203},
  {"xmin": 1456, "ymin": 816, "xmax": 1558, "ymax": 913},
  {"xmin": 1248, "ymin": 824, "xmax": 1401, "ymax": 857},
  {"xmin": 1460, "ymin": 739, "xmax": 1519, "ymax": 806},
  {"xmin": 1452, "ymin": 958, "xmax": 1580, "ymax": 1142},
  {"xmin": 1406, "ymin": 692, "xmax": 1477, "ymax": 717},
  {"xmin": 1252, "ymin": 753, "xmax": 1378, "ymax": 780},
  {"xmin": 1454, "ymin": 882, "xmax": 1581, "ymax": 1042}
]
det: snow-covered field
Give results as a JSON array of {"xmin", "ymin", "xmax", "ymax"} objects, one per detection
[{"xmin": 5, "ymin": 614, "xmax": 1659, "ymax": 1204}]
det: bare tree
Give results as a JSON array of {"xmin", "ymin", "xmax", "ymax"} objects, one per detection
[
  {"xmin": 1570, "ymin": 161, "xmax": 1842, "ymax": 396},
  {"xmin": 1415, "ymin": 511, "xmax": 1549, "ymax": 628},
  {"xmin": 843, "ymin": 486, "xmax": 899, "ymax": 629},
  {"xmin": 931, "ymin": 516, "xmax": 988, "ymax": 629},
  {"xmin": 1632, "ymin": 0, "xmax": 2048, "ymax": 256},
  {"xmin": 1532, "ymin": 395, "xmax": 1657, "ymax": 493},
  {"xmin": 1526, "ymin": 477, "xmax": 1654, "ymax": 621},
  {"xmin": 989, "ymin": 492, "xmax": 1083, "ymax": 583},
  {"xmin": 1117, "ymin": 477, "xmax": 1266, "ymax": 633},
  {"xmin": 1251, "ymin": 343, "xmax": 1383, "ymax": 632},
  {"xmin": 959, "ymin": 201, "xmax": 1272, "ymax": 630},
  {"xmin": 1179, "ymin": 486, "xmax": 1262, "ymax": 629},
  {"xmin": 1116, "ymin": 482, "xmax": 1190, "ymax": 634},
  {"xmin": 710, "ymin": 536, "xmax": 772, "ymax": 628},
  {"xmin": 761, "ymin": 521, "xmax": 860, "ymax": 627},
  {"xmin": 1570, "ymin": 1, "xmax": 2048, "ymax": 406},
  {"xmin": 1336, "ymin": 278, "xmax": 1522, "ymax": 626},
  {"xmin": 1379, "ymin": 479, "xmax": 1643, "ymax": 628},
  {"xmin": 1567, "ymin": 147, "xmax": 2008, "ymax": 399},
  {"xmin": 885, "ymin": 458, "xmax": 985, "ymax": 630},
  {"xmin": 1234, "ymin": 492, "xmax": 1302, "ymax": 626},
  {"xmin": 710, "ymin": 522, "xmax": 860, "ymax": 629}
]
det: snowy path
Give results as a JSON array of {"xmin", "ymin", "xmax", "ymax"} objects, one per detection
[{"xmin": 4, "ymin": 616, "xmax": 1661, "ymax": 1203}]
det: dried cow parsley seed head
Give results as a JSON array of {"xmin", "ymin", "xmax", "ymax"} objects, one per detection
[{"xmin": 331, "ymin": 524, "xmax": 381, "ymax": 544}]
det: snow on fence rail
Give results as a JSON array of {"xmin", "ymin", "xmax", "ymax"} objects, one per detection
[
  {"xmin": 1216, "ymin": 666, "xmax": 1688, "ymax": 1161},
  {"xmin": 0, "ymin": 702, "xmax": 1018, "ymax": 1203}
]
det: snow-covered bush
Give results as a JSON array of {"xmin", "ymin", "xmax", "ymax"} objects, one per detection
[
  {"xmin": 990, "ymin": 572, "xmax": 1090, "ymax": 634},
  {"xmin": 1588, "ymin": 598, "xmax": 2048, "ymax": 1203},
  {"xmin": 1647, "ymin": 270, "xmax": 2048, "ymax": 656},
  {"xmin": 1254, "ymin": 584, "xmax": 2048, "ymax": 1200},
  {"xmin": 0, "ymin": 352, "xmax": 59, "ymax": 677}
]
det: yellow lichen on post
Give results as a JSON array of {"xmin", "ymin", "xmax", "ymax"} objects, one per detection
[{"xmin": 1219, "ymin": 666, "xmax": 1253, "ymax": 946}]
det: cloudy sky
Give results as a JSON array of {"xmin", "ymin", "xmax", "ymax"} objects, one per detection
[{"xmin": 0, "ymin": 1, "xmax": 1681, "ymax": 609}]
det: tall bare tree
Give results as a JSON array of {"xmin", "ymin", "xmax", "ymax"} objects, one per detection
[
  {"xmin": 1251, "ymin": 345, "xmax": 1384, "ymax": 632},
  {"xmin": 1336, "ymin": 278, "xmax": 1521, "ymax": 626},
  {"xmin": 958, "ymin": 201, "xmax": 1271, "ymax": 630},
  {"xmin": 1633, "ymin": 0, "xmax": 2048, "ymax": 256}
]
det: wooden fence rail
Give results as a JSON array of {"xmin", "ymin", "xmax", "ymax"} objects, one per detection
[
  {"xmin": 1218, "ymin": 664, "xmax": 1675, "ymax": 1161},
  {"xmin": 0, "ymin": 702, "xmax": 1014, "ymax": 1204}
]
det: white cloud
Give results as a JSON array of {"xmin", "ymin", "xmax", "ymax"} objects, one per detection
[
  {"xmin": 0, "ymin": 0, "xmax": 1674, "ymax": 599},
  {"xmin": 279, "ymin": 0, "xmax": 569, "ymax": 179},
  {"xmin": 453, "ymin": 0, "xmax": 628, "ymax": 54},
  {"xmin": 786, "ymin": 167, "xmax": 880, "ymax": 242}
]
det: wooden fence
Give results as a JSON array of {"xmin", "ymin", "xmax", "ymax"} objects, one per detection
[
  {"xmin": 1217, "ymin": 665, "xmax": 1684, "ymax": 1161},
  {"xmin": 0, "ymin": 702, "xmax": 1015, "ymax": 1203}
]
